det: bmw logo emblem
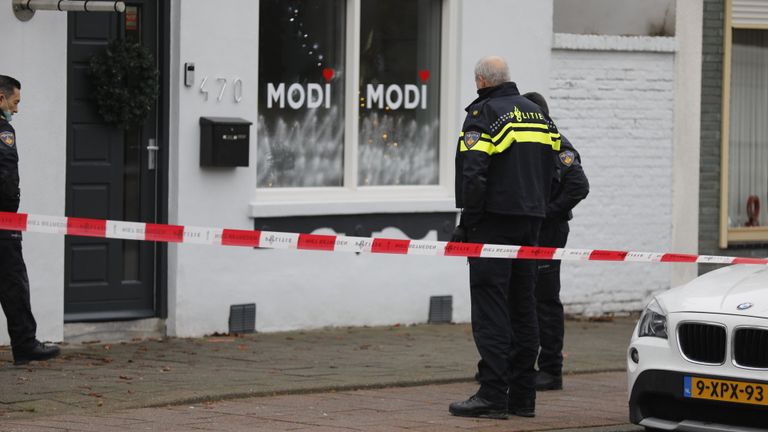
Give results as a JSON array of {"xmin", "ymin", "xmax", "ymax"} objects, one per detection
[{"xmin": 737, "ymin": 302, "xmax": 754, "ymax": 310}]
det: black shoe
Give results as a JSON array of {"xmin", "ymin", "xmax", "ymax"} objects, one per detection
[
  {"xmin": 535, "ymin": 371, "xmax": 563, "ymax": 391},
  {"xmin": 508, "ymin": 397, "xmax": 536, "ymax": 417},
  {"xmin": 13, "ymin": 341, "xmax": 60, "ymax": 366},
  {"xmin": 449, "ymin": 395, "xmax": 508, "ymax": 419}
]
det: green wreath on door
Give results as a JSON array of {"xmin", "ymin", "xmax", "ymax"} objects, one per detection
[{"xmin": 89, "ymin": 38, "xmax": 159, "ymax": 129}]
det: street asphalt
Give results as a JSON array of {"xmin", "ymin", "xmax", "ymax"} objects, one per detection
[{"xmin": 0, "ymin": 316, "xmax": 641, "ymax": 431}]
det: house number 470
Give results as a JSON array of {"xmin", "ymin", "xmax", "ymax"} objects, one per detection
[{"xmin": 200, "ymin": 77, "xmax": 244, "ymax": 103}]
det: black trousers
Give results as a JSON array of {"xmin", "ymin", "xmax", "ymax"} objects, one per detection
[
  {"xmin": 535, "ymin": 220, "xmax": 569, "ymax": 376},
  {"xmin": 0, "ymin": 239, "xmax": 37, "ymax": 353},
  {"xmin": 468, "ymin": 213, "xmax": 541, "ymax": 404}
]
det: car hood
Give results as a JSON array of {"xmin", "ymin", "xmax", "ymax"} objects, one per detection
[{"xmin": 657, "ymin": 264, "xmax": 768, "ymax": 318}]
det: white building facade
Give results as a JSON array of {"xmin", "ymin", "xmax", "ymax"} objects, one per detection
[{"xmin": 0, "ymin": 0, "xmax": 701, "ymax": 344}]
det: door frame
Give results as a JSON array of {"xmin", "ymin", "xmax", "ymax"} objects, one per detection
[
  {"xmin": 155, "ymin": 0, "xmax": 171, "ymax": 319},
  {"xmin": 63, "ymin": 1, "xmax": 171, "ymax": 321}
]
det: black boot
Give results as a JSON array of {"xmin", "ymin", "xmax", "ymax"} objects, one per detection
[
  {"xmin": 535, "ymin": 370, "xmax": 563, "ymax": 391},
  {"xmin": 449, "ymin": 395, "xmax": 508, "ymax": 419},
  {"xmin": 13, "ymin": 340, "xmax": 60, "ymax": 366},
  {"xmin": 509, "ymin": 395, "xmax": 536, "ymax": 417}
]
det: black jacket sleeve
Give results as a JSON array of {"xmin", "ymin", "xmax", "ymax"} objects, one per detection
[
  {"xmin": 0, "ymin": 122, "xmax": 20, "ymax": 212},
  {"xmin": 547, "ymin": 152, "xmax": 589, "ymax": 218},
  {"xmin": 460, "ymin": 147, "xmax": 490, "ymax": 227},
  {"xmin": 456, "ymin": 99, "xmax": 494, "ymax": 227}
]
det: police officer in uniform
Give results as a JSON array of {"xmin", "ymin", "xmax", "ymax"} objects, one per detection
[
  {"xmin": 0, "ymin": 75, "xmax": 60, "ymax": 365},
  {"xmin": 523, "ymin": 92, "xmax": 589, "ymax": 391},
  {"xmin": 448, "ymin": 57, "xmax": 560, "ymax": 419}
]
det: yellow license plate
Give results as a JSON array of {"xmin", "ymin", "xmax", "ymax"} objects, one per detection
[{"xmin": 684, "ymin": 376, "xmax": 768, "ymax": 406}]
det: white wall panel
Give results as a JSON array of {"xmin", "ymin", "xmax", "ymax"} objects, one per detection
[
  {"xmin": 0, "ymin": 11, "xmax": 67, "ymax": 345},
  {"xmin": 550, "ymin": 36, "xmax": 676, "ymax": 314}
]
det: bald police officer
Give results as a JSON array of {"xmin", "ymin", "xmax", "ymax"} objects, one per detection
[{"xmin": 449, "ymin": 57, "xmax": 561, "ymax": 419}]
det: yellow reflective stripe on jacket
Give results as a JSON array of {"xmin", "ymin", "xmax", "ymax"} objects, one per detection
[
  {"xmin": 493, "ymin": 133, "xmax": 515, "ymax": 154},
  {"xmin": 493, "ymin": 132, "xmax": 560, "ymax": 153},
  {"xmin": 459, "ymin": 127, "xmax": 560, "ymax": 155},
  {"xmin": 550, "ymin": 132, "xmax": 561, "ymax": 151},
  {"xmin": 514, "ymin": 131, "xmax": 561, "ymax": 150},
  {"xmin": 461, "ymin": 140, "xmax": 494, "ymax": 154},
  {"xmin": 491, "ymin": 122, "xmax": 549, "ymax": 141},
  {"xmin": 491, "ymin": 123, "xmax": 561, "ymax": 153},
  {"xmin": 458, "ymin": 132, "xmax": 494, "ymax": 154},
  {"xmin": 460, "ymin": 131, "xmax": 492, "ymax": 141}
]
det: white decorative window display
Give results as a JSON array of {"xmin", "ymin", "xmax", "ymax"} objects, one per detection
[
  {"xmin": 257, "ymin": 0, "xmax": 442, "ymax": 190},
  {"xmin": 257, "ymin": 0, "xmax": 346, "ymax": 188},
  {"xmin": 358, "ymin": 0, "xmax": 441, "ymax": 186}
]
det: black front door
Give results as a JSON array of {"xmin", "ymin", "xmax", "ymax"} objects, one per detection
[{"xmin": 65, "ymin": 2, "xmax": 161, "ymax": 321}]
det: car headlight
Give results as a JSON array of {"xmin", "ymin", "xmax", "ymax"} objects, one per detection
[{"xmin": 638, "ymin": 298, "xmax": 668, "ymax": 339}]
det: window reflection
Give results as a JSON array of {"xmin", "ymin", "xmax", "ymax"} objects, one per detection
[
  {"xmin": 257, "ymin": 0, "xmax": 346, "ymax": 188},
  {"xmin": 728, "ymin": 29, "xmax": 768, "ymax": 228},
  {"xmin": 358, "ymin": 0, "xmax": 441, "ymax": 186}
]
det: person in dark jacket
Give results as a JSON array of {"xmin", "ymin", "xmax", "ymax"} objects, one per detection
[
  {"xmin": 0, "ymin": 75, "xmax": 60, "ymax": 366},
  {"xmin": 523, "ymin": 92, "xmax": 589, "ymax": 391},
  {"xmin": 448, "ymin": 57, "xmax": 560, "ymax": 420}
]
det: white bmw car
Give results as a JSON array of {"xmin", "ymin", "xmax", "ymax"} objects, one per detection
[{"xmin": 627, "ymin": 264, "xmax": 768, "ymax": 432}]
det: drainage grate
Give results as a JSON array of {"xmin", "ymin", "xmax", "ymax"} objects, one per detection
[
  {"xmin": 229, "ymin": 303, "xmax": 256, "ymax": 334},
  {"xmin": 428, "ymin": 295, "xmax": 453, "ymax": 324}
]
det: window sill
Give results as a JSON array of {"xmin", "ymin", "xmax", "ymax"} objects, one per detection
[
  {"xmin": 249, "ymin": 188, "xmax": 456, "ymax": 218},
  {"xmin": 726, "ymin": 227, "xmax": 768, "ymax": 244}
]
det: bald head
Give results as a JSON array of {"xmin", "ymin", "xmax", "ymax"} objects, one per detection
[{"xmin": 474, "ymin": 56, "xmax": 510, "ymax": 89}]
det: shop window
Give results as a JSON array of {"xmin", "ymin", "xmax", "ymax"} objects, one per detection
[
  {"xmin": 553, "ymin": 0, "xmax": 675, "ymax": 37},
  {"xmin": 358, "ymin": 0, "xmax": 441, "ymax": 186},
  {"xmin": 257, "ymin": 0, "xmax": 442, "ymax": 190},
  {"xmin": 257, "ymin": 0, "xmax": 346, "ymax": 188},
  {"xmin": 720, "ymin": 0, "xmax": 768, "ymax": 245},
  {"xmin": 727, "ymin": 30, "xmax": 768, "ymax": 229}
]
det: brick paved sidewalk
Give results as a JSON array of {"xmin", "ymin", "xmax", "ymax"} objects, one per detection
[
  {"xmin": 0, "ymin": 317, "xmax": 638, "ymax": 430},
  {"xmin": 0, "ymin": 372, "xmax": 640, "ymax": 432}
]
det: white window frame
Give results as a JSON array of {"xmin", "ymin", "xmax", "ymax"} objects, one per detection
[
  {"xmin": 719, "ymin": 0, "xmax": 768, "ymax": 247},
  {"xmin": 250, "ymin": 0, "xmax": 460, "ymax": 218}
]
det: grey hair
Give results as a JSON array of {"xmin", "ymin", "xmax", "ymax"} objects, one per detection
[{"xmin": 474, "ymin": 56, "xmax": 510, "ymax": 87}]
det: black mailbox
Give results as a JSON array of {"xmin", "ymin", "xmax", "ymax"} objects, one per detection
[{"xmin": 200, "ymin": 117, "xmax": 252, "ymax": 167}]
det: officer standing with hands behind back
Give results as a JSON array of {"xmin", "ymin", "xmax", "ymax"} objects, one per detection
[
  {"xmin": 523, "ymin": 92, "xmax": 589, "ymax": 392},
  {"xmin": 449, "ymin": 57, "xmax": 561, "ymax": 419},
  {"xmin": 0, "ymin": 75, "xmax": 60, "ymax": 366}
]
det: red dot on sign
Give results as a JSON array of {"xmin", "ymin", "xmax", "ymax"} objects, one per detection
[
  {"xmin": 322, "ymin": 68, "xmax": 335, "ymax": 82},
  {"xmin": 418, "ymin": 70, "xmax": 430, "ymax": 82}
]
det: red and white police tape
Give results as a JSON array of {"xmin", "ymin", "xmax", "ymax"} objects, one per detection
[{"xmin": 1, "ymin": 211, "xmax": 766, "ymax": 265}]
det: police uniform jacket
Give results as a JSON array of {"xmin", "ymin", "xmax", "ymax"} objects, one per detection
[
  {"xmin": 455, "ymin": 82, "xmax": 561, "ymax": 226},
  {"xmin": 0, "ymin": 118, "xmax": 21, "ymax": 239},
  {"xmin": 546, "ymin": 134, "xmax": 589, "ymax": 223}
]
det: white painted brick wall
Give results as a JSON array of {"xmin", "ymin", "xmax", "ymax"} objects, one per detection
[{"xmin": 549, "ymin": 36, "xmax": 676, "ymax": 315}]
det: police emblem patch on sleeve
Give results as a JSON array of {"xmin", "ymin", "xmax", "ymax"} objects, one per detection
[
  {"xmin": 559, "ymin": 150, "xmax": 574, "ymax": 166},
  {"xmin": 0, "ymin": 131, "xmax": 15, "ymax": 147},
  {"xmin": 464, "ymin": 131, "xmax": 481, "ymax": 149}
]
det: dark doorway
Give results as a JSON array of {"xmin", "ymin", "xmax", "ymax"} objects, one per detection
[{"xmin": 65, "ymin": 2, "xmax": 163, "ymax": 322}]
